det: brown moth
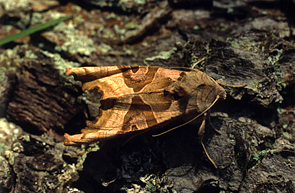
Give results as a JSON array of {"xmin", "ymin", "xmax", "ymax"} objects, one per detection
[{"xmin": 64, "ymin": 64, "xmax": 245, "ymax": 168}]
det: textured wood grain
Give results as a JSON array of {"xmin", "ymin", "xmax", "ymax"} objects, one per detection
[{"xmin": 7, "ymin": 59, "xmax": 82, "ymax": 133}]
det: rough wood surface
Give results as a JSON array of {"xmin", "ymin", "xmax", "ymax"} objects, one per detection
[{"xmin": 6, "ymin": 52, "xmax": 83, "ymax": 134}]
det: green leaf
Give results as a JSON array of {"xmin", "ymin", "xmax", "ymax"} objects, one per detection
[{"xmin": 0, "ymin": 14, "xmax": 76, "ymax": 46}]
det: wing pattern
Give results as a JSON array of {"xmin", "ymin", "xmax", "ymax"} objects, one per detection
[{"xmin": 64, "ymin": 66, "xmax": 226, "ymax": 145}]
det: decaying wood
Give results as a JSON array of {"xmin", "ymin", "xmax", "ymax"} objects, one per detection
[{"xmin": 6, "ymin": 58, "xmax": 83, "ymax": 133}]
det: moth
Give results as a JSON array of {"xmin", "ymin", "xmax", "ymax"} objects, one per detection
[{"xmin": 64, "ymin": 63, "xmax": 246, "ymax": 168}]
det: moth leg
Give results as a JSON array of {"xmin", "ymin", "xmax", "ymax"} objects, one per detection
[
  {"xmin": 198, "ymin": 113, "xmax": 218, "ymax": 169},
  {"xmin": 191, "ymin": 57, "xmax": 205, "ymax": 69},
  {"xmin": 207, "ymin": 110, "xmax": 221, "ymax": 134},
  {"xmin": 64, "ymin": 133, "xmax": 100, "ymax": 146},
  {"xmin": 197, "ymin": 115, "xmax": 206, "ymax": 141}
]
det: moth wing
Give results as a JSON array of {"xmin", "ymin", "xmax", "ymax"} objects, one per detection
[
  {"xmin": 66, "ymin": 66, "xmax": 160, "ymax": 98},
  {"xmin": 64, "ymin": 66, "xmax": 202, "ymax": 145},
  {"xmin": 66, "ymin": 66, "xmax": 190, "ymax": 99}
]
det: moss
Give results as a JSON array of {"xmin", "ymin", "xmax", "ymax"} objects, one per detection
[
  {"xmin": 123, "ymin": 47, "xmax": 135, "ymax": 55},
  {"xmin": 0, "ymin": 45, "xmax": 28, "ymax": 71},
  {"xmin": 53, "ymin": 22, "xmax": 96, "ymax": 56},
  {"xmin": 282, "ymin": 132, "xmax": 291, "ymax": 140},
  {"xmin": 231, "ymin": 43, "xmax": 240, "ymax": 49},
  {"xmin": 0, "ymin": 67, "xmax": 6, "ymax": 82},
  {"xmin": 228, "ymin": 37, "xmax": 260, "ymax": 53},
  {"xmin": 121, "ymin": 174, "xmax": 170, "ymax": 193},
  {"xmin": 193, "ymin": 25, "xmax": 200, "ymax": 30},
  {"xmin": 190, "ymin": 59, "xmax": 205, "ymax": 70},
  {"xmin": 0, "ymin": 0, "xmax": 29, "ymax": 12},
  {"xmin": 119, "ymin": 0, "xmax": 146, "ymax": 12},
  {"xmin": 97, "ymin": 43, "xmax": 113, "ymax": 54},
  {"xmin": 25, "ymin": 50, "xmax": 38, "ymax": 59},
  {"xmin": 0, "ymin": 142, "xmax": 19, "ymax": 165},
  {"xmin": 0, "ymin": 118, "xmax": 23, "ymax": 165},
  {"xmin": 22, "ymin": 134, "xmax": 30, "ymax": 142},
  {"xmin": 30, "ymin": 12, "xmax": 43, "ymax": 25},
  {"xmin": 277, "ymin": 108, "xmax": 283, "ymax": 115},
  {"xmin": 144, "ymin": 47, "xmax": 178, "ymax": 65},
  {"xmin": 251, "ymin": 149, "xmax": 276, "ymax": 168},
  {"xmin": 248, "ymin": 79, "xmax": 270, "ymax": 93},
  {"xmin": 284, "ymin": 159, "xmax": 294, "ymax": 168},
  {"xmin": 41, "ymin": 50, "xmax": 80, "ymax": 76},
  {"xmin": 124, "ymin": 22, "xmax": 139, "ymax": 30},
  {"xmin": 267, "ymin": 49, "xmax": 285, "ymax": 91},
  {"xmin": 114, "ymin": 24, "xmax": 126, "ymax": 35},
  {"xmin": 75, "ymin": 143, "xmax": 100, "ymax": 171},
  {"xmin": 4, "ymin": 149, "xmax": 19, "ymax": 165}
]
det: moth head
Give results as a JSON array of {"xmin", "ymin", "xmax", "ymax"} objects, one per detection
[
  {"xmin": 218, "ymin": 88, "xmax": 227, "ymax": 101},
  {"xmin": 215, "ymin": 85, "xmax": 227, "ymax": 101}
]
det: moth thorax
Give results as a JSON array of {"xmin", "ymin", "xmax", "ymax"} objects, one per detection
[{"xmin": 165, "ymin": 81, "xmax": 187, "ymax": 97}]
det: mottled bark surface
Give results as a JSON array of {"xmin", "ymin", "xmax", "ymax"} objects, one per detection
[
  {"xmin": 6, "ymin": 50, "xmax": 83, "ymax": 134},
  {"xmin": 0, "ymin": 0, "xmax": 295, "ymax": 192}
]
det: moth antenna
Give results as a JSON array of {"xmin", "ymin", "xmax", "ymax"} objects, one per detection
[
  {"xmin": 216, "ymin": 79, "xmax": 247, "ymax": 88},
  {"xmin": 201, "ymin": 139, "xmax": 218, "ymax": 168},
  {"xmin": 208, "ymin": 114, "xmax": 221, "ymax": 134},
  {"xmin": 199, "ymin": 113, "xmax": 218, "ymax": 168},
  {"xmin": 191, "ymin": 57, "xmax": 206, "ymax": 69},
  {"xmin": 152, "ymin": 95, "xmax": 220, "ymax": 137},
  {"xmin": 122, "ymin": 129, "xmax": 151, "ymax": 146}
]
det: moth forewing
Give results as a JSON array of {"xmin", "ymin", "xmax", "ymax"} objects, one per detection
[{"xmin": 64, "ymin": 66, "xmax": 245, "ymax": 168}]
